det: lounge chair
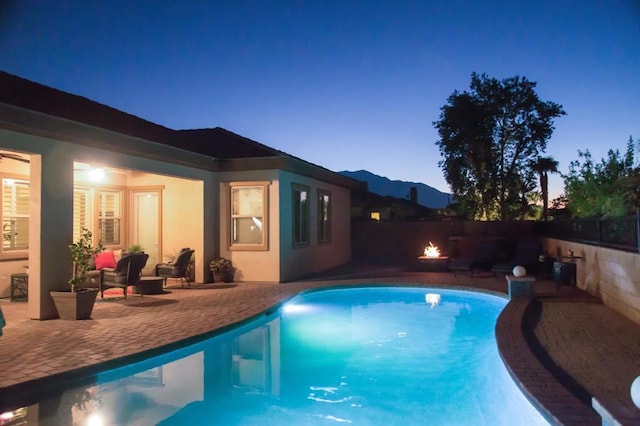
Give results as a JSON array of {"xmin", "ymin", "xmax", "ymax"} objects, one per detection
[
  {"xmin": 98, "ymin": 253, "xmax": 149, "ymax": 299},
  {"xmin": 449, "ymin": 238, "xmax": 500, "ymax": 277},
  {"xmin": 154, "ymin": 248, "xmax": 195, "ymax": 287}
]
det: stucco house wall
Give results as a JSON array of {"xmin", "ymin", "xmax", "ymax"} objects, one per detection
[
  {"xmin": 216, "ymin": 169, "xmax": 351, "ymax": 283},
  {"xmin": 277, "ymin": 170, "xmax": 351, "ymax": 282},
  {"xmin": 217, "ymin": 169, "xmax": 282, "ymax": 282}
]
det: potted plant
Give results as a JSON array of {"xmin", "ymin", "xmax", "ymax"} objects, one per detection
[
  {"xmin": 126, "ymin": 243, "xmax": 144, "ymax": 254},
  {"xmin": 50, "ymin": 228, "xmax": 104, "ymax": 320},
  {"xmin": 209, "ymin": 257, "xmax": 234, "ymax": 283}
]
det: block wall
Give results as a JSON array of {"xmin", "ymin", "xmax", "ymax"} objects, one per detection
[{"xmin": 542, "ymin": 238, "xmax": 640, "ymax": 325}]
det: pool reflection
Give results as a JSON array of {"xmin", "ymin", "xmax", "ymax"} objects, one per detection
[{"xmin": 10, "ymin": 317, "xmax": 281, "ymax": 425}]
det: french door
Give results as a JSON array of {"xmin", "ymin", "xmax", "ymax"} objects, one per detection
[{"xmin": 129, "ymin": 188, "xmax": 162, "ymax": 274}]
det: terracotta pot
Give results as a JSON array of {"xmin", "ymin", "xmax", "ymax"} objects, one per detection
[{"xmin": 212, "ymin": 271, "xmax": 233, "ymax": 283}]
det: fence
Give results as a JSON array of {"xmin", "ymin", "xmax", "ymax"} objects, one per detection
[
  {"xmin": 536, "ymin": 213, "xmax": 639, "ymax": 253},
  {"xmin": 351, "ymin": 215, "xmax": 640, "ymax": 263},
  {"xmin": 351, "ymin": 220, "xmax": 537, "ymax": 263}
]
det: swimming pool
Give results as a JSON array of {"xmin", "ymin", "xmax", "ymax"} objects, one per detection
[{"xmin": 4, "ymin": 287, "xmax": 549, "ymax": 425}]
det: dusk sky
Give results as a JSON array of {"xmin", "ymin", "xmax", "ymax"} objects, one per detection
[{"xmin": 1, "ymin": 1, "xmax": 639, "ymax": 199}]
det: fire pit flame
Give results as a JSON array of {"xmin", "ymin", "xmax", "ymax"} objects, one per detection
[{"xmin": 424, "ymin": 242, "xmax": 441, "ymax": 258}]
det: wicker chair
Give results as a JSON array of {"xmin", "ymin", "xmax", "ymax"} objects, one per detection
[
  {"xmin": 154, "ymin": 248, "xmax": 195, "ymax": 287},
  {"xmin": 98, "ymin": 253, "xmax": 149, "ymax": 300}
]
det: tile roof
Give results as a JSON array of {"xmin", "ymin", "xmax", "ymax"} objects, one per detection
[
  {"xmin": 175, "ymin": 128, "xmax": 281, "ymax": 159},
  {"xmin": 0, "ymin": 71, "xmax": 279, "ymax": 159}
]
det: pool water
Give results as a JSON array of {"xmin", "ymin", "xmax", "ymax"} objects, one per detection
[{"xmin": 10, "ymin": 287, "xmax": 549, "ymax": 425}]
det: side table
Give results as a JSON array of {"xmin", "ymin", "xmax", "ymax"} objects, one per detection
[
  {"xmin": 553, "ymin": 255, "xmax": 582, "ymax": 289},
  {"xmin": 10, "ymin": 273, "xmax": 28, "ymax": 301},
  {"xmin": 133, "ymin": 276, "xmax": 165, "ymax": 297}
]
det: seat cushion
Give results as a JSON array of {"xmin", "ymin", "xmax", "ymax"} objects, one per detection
[
  {"xmin": 157, "ymin": 264, "xmax": 180, "ymax": 276},
  {"xmin": 102, "ymin": 269, "xmax": 127, "ymax": 284}
]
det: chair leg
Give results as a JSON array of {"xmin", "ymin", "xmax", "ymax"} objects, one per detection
[{"xmin": 123, "ymin": 286, "xmax": 127, "ymax": 300}]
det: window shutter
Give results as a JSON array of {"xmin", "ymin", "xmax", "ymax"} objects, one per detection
[
  {"xmin": 2, "ymin": 179, "xmax": 29, "ymax": 250},
  {"xmin": 99, "ymin": 190, "xmax": 121, "ymax": 245},
  {"xmin": 73, "ymin": 188, "xmax": 92, "ymax": 243}
]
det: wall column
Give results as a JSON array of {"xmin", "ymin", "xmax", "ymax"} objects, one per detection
[{"xmin": 28, "ymin": 149, "xmax": 74, "ymax": 319}]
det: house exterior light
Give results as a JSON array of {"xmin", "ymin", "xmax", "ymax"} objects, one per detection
[{"xmin": 89, "ymin": 167, "xmax": 105, "ymax": 182}]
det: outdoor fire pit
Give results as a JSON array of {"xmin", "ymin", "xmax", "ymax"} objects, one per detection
[{"xmin": 417, "ymin": 242, "xmax": 449, "ymax": 272}]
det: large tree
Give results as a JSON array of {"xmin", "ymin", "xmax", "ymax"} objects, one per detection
[
  {"xmin": 434, "ymin": 73, "xmax": 565, "ymax": 220},
  {"xmin": 563, "ymin": 136, "xmax": 638, "ymax": 217}
]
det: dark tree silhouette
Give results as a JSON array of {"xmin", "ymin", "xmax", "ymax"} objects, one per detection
[
  {"xmin": 434, "ymin": 73, "xmax": 565, "ymax": 220},
  {"xmin": 531, "ymin": 156, "xmax": 559, "ymax": 221}
]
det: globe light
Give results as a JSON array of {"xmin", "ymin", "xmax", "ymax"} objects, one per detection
[
  {"xmin": 631, "ymin": 376, "xmax": 640, "ymax": 408},
  {"xmin": 512, "ymin": 265, "xmax": 527, "ymax": 277}
]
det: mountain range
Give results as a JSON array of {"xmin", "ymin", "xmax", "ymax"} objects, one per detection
[{"xmin": 339, "ymin": 170, "xmax": 452, "ymax": 209}]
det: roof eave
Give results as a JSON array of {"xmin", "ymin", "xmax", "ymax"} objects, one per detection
[
  {"xmin": 0, "ymin": 103, "xmax": 219, "ymax": 171},
  {"xmin": 218, "ymin": 156, "xmax": 361, "ymax": 189}
]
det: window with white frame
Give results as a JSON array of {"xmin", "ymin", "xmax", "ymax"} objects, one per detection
[
  {"xmin": 98, "ymin": 189, "xmax": 122, "ymax": 245},
  {"xmin": 317, "ymin": 189, "xmax": 331, "ymax": 243},
  {"xmin": 2, "ymin": 178, "xmax": 29, "ymax": 251},
  {"xmin": 230, "ymin": 182, "xmax": 268, "ymax": 250},
  {"xmin": 73, "ymin": 187, "xmax": 93, "ymax": 243},
  {"xmin": 292, "ymin": 184, "xmax": 309, "ymax": 246}
]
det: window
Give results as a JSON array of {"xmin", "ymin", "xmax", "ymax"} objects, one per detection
[
  {"xmin": 230, "ymin": 182, "xmax": 268, "ymax": 250},
  {"xmin": 98, "ymin": 190, "xmax": 122, "ymax": 245},
  {"xmin": 2, "ymin": 178, "xmax": 29, "ymax": 251},
  {"xmin": 292, "ymin": 184, "xmax": 309, "ymax": 245},
  {"xmin": 72, "ymin": 187, "xmax": 123, "ymax": 247},
  {"xmin": 317, "ymin": 190, "xmax": 331, "ymax": 243},
  {"xmin": 73, "ymin": 187, "xmax": 92, "ymax": 243}
]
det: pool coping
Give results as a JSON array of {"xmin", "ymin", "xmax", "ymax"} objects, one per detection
[{"xmin": 496, "ymin": 297, "xmax": 600, "ymax": 426}]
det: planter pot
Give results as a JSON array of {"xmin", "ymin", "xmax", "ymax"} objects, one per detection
[
  {"xmin": 553, "ymin": 261, "xmax": 577, "ymax": 287},
  {"xmin": 212, "ymin": 271, "xmax": 234, "ymax": 283},
  {"xmin": 50, "ymin": 289, "xmax": 99, "ymax": 320}
]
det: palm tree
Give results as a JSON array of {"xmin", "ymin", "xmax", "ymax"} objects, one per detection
[{"xmin": 531, "ymin": 156, "xmax": 559, "ymax": 221}]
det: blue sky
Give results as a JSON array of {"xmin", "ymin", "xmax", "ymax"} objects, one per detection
[{"xmin": 1, "ymin": 1, "xmax": 638, "ymax": 199}]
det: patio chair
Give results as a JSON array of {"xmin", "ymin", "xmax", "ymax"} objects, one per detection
[
  {"xmin": 98, "ymin": 253, "xmax": 149, "ymax": 300},
  {"xmin": 491, "ymin": 239, "xmax": 542, "ymax": 278},
  {"xmin": 154, "ymin": 248, "xmax": 195, "ymax": 287}
]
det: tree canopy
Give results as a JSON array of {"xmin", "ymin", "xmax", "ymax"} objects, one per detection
[
  {"xmin": 434, "ymin": 73, "xmax": 565, "ymax": 220},
  {"xmin": 562, "ymin": 136, "xmax": 639, "ymax": 217}
]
